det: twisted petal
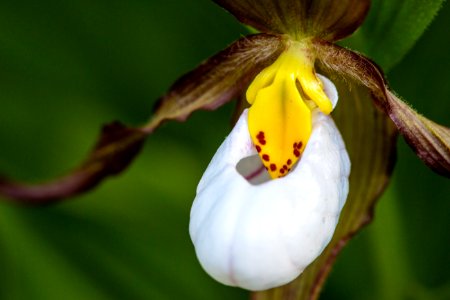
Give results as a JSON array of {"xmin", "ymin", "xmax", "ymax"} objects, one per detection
[
  {"xmin": 0, "ymin": 123, "xmax": 147, "ymax": 204},
  {"xmin": 213, "ymin": 0, "xmax": 370, "ymax": 41},
  {"xmin": 314, "ymin": 40, "xmax": 450, "ymax": 177},
  {"xmin": 189, "ymin": 109, "xmax": 350, "ymax": 291},
  {"xmin": 150, "ymin": 34, "xmax": 286, "ymax": 128},
  {"xmin": 384, "ymin": 93, "xmax": 450, "ymax": 176},
  {"xmin": 0, "ymin": 34, "xmax": 286, "ymax": 204}
]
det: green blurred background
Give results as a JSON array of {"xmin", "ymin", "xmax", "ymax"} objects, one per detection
[{"xmin": 0, "ymin": 0, "xmax": 448, "ymax": 299}]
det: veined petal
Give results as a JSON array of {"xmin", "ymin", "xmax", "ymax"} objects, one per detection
[
  {"xmin": 314, "ymin": 40, "xmax": 450, "ymax": 177},
  {"xmin": 149, "ymin": 34, "xmax": 286, "ymax": 129},
  {"xmin": 0, "ymin": 122, "xmax": 147, "ymax": 203},
  {"xmin": 384, "ymin": 92, "xmax": 450, "ymax": 177},
  {"xmin": 0, "ymin": 34, "xmax": 286, "ymax": 204},
  {"xmin": 213, "ymin": 0, "xmax": 370, "ymax": 41},
  {"xmin": 190, "ymin": 109, "xmax": 350, "ymax": 291}
]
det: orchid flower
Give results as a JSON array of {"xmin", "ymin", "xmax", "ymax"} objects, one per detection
[
  {"xmin": 0, "ymin": 0, "xmax": 448, "ymax": 299},
  {"xmin": 151, "ymin": 0, "xmax": 450, "ymax": 297}
]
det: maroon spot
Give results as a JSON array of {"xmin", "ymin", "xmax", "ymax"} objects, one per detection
[
  {"xmin": 280, "ymin": 168, "xmax": 285, "ymax": 174},
  {"xmin": 296, "ymin": 142, "xmax": 303, "ymax": 149},
  {"xmin": 283, "ymin": 165, "xmax": 287, "ymax": 170},
  {"xmin": 287, "ymin": 159, "xmax": 292, "ymax": 165},
  {"xmin": 256, "ymin": 132, "xmax": 267, "ymax": 145},
  {"xmin": 294, "ymin": 149, "xmax": 300, "ymax": 157},
  {"xmin": 293, "ymin": 142, "xmax": 297, "ymax": 149},
  {"xmin": 270, "ymin": 164, "xmax": 277, "ymax": 171},
  {"xmin": 255, "ymin": 145, "xmax": 261, "ymax": 153},
  {"xmin": 262, "ymin": 154, "xmax": 270, "ymax": 161}
]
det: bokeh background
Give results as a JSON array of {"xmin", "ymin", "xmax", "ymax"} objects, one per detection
[{"xmin": 0, "ymin": 0, "xmax": 448, "ymax": 299}]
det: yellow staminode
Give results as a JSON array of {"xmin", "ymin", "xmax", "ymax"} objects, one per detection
[{"xmin": 246, "ymin": 42, "xmax": 333, "ymax": 179}]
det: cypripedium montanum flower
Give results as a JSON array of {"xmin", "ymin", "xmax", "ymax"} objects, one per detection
[
  {"xmin": 0, "ymin": 0, "xmax": 448, "ymax": 299},
  {"xmin": 152, "ymin": 0, "xmax": 450, "ymax": 296}
]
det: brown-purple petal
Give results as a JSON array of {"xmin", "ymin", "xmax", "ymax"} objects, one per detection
[
  {"xmin": 314, "ymin": 39, "xmax": 450, "ymax": 178},
  {"xmin": 147, "ymin": 33, "xmax": 286, "ymax": 130},
  {"xmin": 0, "ymin": 33, "xmax": 286, "ymax": 204},
  {"xmin": 386, "ymin": 93, "xmax": 450, "ymax": 177},
  {"xmin": 213, "ymin": 0, "xmax": 370, "ymax": 41},
  {"xmin": 0, "ymin": 122, "xmax": 147, "ymax": 204}
]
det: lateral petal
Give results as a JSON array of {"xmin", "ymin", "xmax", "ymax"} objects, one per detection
[
  {"xmin": 314, "ymin": 40, "xmax": 450, "ymax": 177},
  {"xmin": 149, "ymin": 34, "xmax": 286, "ymax": 129}
]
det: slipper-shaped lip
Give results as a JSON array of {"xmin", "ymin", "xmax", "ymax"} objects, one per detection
[{"xmin": 189, "ymin": 104, "xmax": 350, "ymax": 290}]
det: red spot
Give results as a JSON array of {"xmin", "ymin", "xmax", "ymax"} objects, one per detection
[
  {"xmin": 270, "ymin": 164, "xmax": 277, "ymax": 171},
  {"xmin": 296, "ymin": 142, "xmax": 303, "ymax": 149},
  {"xmin": 280, "ymin": 168, "xmax": 285, "ymax": 174},
  {"xmin": 283, "ymin": 165, "xmax": 287, "ymax": 170},
  {"xmin": 256, "ymin": 131, "xmax": 267, "ymax": 145},
  {"xmin": 287, "ymin": 159, "xmax": 292, "ymax": 165},
  {"xmin": 294, "ymin": 149, "xmax": 300, "ymax": 157},
  {"xmin": 262, "ymin": 154, "xmax": 270, "ymax": 161},
  {"xmin": 255, "ymin": 145, "xmax": 261, "ymax": 153},
  {"xmin": 293, "ymin": 142, "xmax": 297, "ymax": 149}
]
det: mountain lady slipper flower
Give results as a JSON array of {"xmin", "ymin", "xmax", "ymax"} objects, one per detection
[
  {"xmin": 146, "ymin": 0, "xmax": 450, "ymax": 297},
  {"xmin": 0, "ymin": 0, "xmax": 447, "ymax": 298},
  {"xmin": 147, "ymin": 0, "xmax": 450, "ymax": 296}
]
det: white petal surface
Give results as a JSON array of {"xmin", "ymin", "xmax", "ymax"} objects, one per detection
[{"xmin": 189, "ymin": 109, "xmax": 350, "ymax": 291}]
